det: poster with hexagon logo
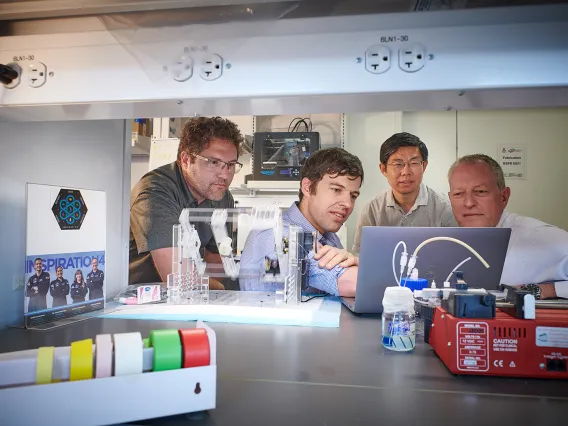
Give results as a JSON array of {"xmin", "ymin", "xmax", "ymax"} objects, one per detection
[
  {"xmin": 52, "ymin": 189, "xmax": 88, "ymax": 230},
  {"xmin": 25, "ymin": 183, "xmax": 106, "ymax": 328}
]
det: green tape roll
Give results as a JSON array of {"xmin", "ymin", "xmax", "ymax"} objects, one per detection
[
  {"xmin": 149, "ymin": 329, "xmax": 182, "ymax": 371},
  {"xmin": 143, "ymin": 338, "xmax": 149, "ymax": 348}
]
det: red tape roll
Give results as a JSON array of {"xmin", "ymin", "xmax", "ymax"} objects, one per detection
[{"xmin": 178, "ymin": 329, "xmax": 210, "ymax": 368}]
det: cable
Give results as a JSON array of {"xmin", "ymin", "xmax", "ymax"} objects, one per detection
[
  {"xmin": 445, "ymin": 257, "xmax": 472, "ymax": 283},
  {"xmin": 291, "ymin": 232, "xmax": 332, "ymax": 302},
  {"xmin": 0, "ymin": 64, "xmax": 18, "ymax": 85},
  {"xmin": 292, "ymin": 120, "xmax": 310, "ymax": 132},
  {"xmin": 288, "ymin": 117, "xmax": 305, "ymax": 132},
  {"xmin": 392, "ymin": 241, "xmax": 408, "ymax": 286},
  {"xmin": 298, "ymin": 117, "xmax": 312, "ymax": 132},
  {"xmin": 301, "ymin": 293, "xmax": 327, "ymax": 303},
  {"xmin": 288, "ymin": 117, "xmax": 312, "ymax": 133},
  {"xmin": 412, "ymin": 237, "xmax": 490, "ymax": 268}
]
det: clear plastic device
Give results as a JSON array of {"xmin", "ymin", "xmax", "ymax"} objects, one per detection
[{"xmin": 166, "ymin": 207, "xmax": 311, "ymax": 307}]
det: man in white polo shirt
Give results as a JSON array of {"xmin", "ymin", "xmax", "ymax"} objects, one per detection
[
  {"xmin": 353, "ymin": 132, "xmax": 456, "ymax": 253},
  {"xmin": 448, "ymin": 153, "xmax": 568, "ymax": 299}
]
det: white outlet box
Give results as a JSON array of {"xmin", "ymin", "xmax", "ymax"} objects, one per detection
[
  {"xmin": 4, "ymin": 63, "xmax": 21, "ymax": 89},
  {"xmin": 365, "ymin": 45, "xmax": 391, "ymax": 74},
  {"xmin": 398, "ymin": 43, "xmax": 426, "ymax": 72},
  {"xmin": 28, "ymin": 62, "xmax": 47, "ymax": 87},
  {"xmin": 170, "ymin": 55, "xmax": 193, "ymax": 82},
  {"xmin": 200, "ymin": 54, "xmax": 223, "ymax": 81}
]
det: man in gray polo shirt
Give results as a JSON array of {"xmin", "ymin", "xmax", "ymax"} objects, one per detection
[
  {"xmin": 129, "ymin": 117, "xmax": 243, "ymax": 287},
  {"xmin": 353, "ymin": 132, "xmax": 456, "ymax": 253}
]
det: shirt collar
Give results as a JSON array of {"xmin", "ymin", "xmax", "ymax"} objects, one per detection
[
  {"xmin": 386, "ymin": 183, "xmax": 429, "ymax": 209},
  {"xmin": 416, "ymin": 184, "xmax": 429, "ymax": 206},
  {"xmin": 496, "ymin": 210, "xmax": 511, "ymax": 227},
  {"xmin": 285, "ymin": 202, "xmax": 336, "ymax": 244}
]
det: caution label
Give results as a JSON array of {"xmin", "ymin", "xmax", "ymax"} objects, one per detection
[
  {"xmin": 492, "ymin": 338, "xmax": 518, "ymax": 353},
  {"xmin": 457, "ymin": 322, "xmax": 489, "ymax": 372}
]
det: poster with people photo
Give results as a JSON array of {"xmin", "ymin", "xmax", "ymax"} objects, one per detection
[{"xmin": 25, "ymin": 184, "xmax": 106, "ymax": 328}]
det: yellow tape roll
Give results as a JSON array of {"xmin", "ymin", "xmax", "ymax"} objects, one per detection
[
  {"xmin": 70, "ymin": 339, "xmax": 93, "ymax": 381},
  {"xmin": 36, "ymin": 347, "xmax": 55, "ymax": 385}
]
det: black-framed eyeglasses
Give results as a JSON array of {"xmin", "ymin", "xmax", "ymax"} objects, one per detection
[
  {"xmin": 387, "ymin": 159, "xmax": 424, "ymax": 171},
  {"xmin": 193, "ymin": 154, "xmax": 243, "ymax": 173}
]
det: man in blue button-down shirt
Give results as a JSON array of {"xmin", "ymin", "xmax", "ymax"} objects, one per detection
[{"xmin": 239, "ymin": 148, "xmax": 364, "ymax": 297}]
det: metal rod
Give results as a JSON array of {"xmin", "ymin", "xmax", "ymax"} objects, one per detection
[{"xmin": 497, "ymin": 301, "xmax": 568, "ymax": 310}]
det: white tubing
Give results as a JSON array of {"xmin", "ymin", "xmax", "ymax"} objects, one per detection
[
  {"xmin": 445, "ymin": 257, "xmax": 472, "ymax": 283},
  {"xmin": 412, "ymin": 237, "xmax": 490, "ymax": 268},
  {"xmin": 392, "ymin": 241, "xmax": 407, "ymax": 286}
]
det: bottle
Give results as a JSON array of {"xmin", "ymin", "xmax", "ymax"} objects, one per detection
[{"xmin": 382, "ymin": 286, "xmax": 416, "ymax": 352}]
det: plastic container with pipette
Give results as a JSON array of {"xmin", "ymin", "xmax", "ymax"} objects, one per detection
[{"xmin": 381, "ymin": 286, "xmax": 416, "ymax": 352}]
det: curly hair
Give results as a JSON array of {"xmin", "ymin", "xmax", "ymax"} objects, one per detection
[
  {"xmin": 176, "ymin": 116, "xmax": 243, "ymax": 163},
  {"xmin": 299, "ymin": 148, "xmax": 364, "ymax": 201}
]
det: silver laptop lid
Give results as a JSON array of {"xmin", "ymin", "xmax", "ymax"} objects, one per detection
[{"xmin": 353, "ymin": 226, "xmax": 511, "ymax": 314}]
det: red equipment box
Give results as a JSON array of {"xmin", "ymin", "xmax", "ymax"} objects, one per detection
[{"xmin": 429, "ymin": 306, "xmax": 568, "ymax": 379}]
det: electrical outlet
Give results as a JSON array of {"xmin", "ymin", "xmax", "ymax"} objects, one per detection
[
  {"xmin": 365, "ymin": 45, "xmax": 391, "ymax": 74},
  {"xmin": 199, "ymin": 54, "xmax": 223, "ymax": 81},
  {"xmin": 170, "ymin": 55, "xmax": 193, "ymax": 82},
  {"xmin": 398, "ymin": 43, "xmax": 426, "ymax": 72},
  {"xmin": 28, "ymin": 62, "xmax": 47, "ymax": 87},
  {"xmin": 13, "ymin": 275, "xmax": 24, "ymax": 291},
  {"xmin": 3, "ymin": 63, "xmax": 21, "ymax": 89}
]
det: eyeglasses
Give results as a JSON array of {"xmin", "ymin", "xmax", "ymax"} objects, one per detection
[
  {"xmin": 194, "ymin": 154, "xmax": 243, "ymax": 173},
  {"xmin": 387, "ymin": 159, "xmax": 424, "ymax": 171}
]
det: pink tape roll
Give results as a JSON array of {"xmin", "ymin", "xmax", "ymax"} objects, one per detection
[{"xmin": 95, "ymin": 334, "xmax": 113, "ymax": 378}]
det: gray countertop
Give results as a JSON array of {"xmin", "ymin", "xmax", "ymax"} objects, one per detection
[{"xmin": 1, "ymin": 307, "xmax": 567, "ymax": 425}]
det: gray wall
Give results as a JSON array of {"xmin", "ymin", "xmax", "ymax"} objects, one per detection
[{"xmin": 0, "ymin": 120, "xmax": 130, "ymax": 329}]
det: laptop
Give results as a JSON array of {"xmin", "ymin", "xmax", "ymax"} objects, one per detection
[{"xmin": 340, "ymin": 226, "xmax": 512, "ymax": 314}]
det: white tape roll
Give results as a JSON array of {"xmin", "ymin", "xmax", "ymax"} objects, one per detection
[
  {"xmin": 95, "ymin": 334, "xmax": 113, "ymax": 378},
  {"xmin": 113, "ymin": 332, "xmax": 143, "ymax": 376}
]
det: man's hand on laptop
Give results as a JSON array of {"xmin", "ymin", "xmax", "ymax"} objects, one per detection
[{"xmin": 314, "ymin": 244, "xmax": 359, "ymax": 269}]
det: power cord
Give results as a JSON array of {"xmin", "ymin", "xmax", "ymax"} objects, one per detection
[
  {"xmin": 0, "ymin": 63, "xmax": 19, "ymax": 85},
  {"xmin": 288, "ymin": 117, "xmax": 312, "ymax": 132},
  {"xmin": 301, "ymin": 293, "xmax": 328, "ymax": 303}
]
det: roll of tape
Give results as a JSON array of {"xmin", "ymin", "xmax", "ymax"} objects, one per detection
[
  {"xmin": 36, "ymin": 346, "xmax": 55, "ymax": 384},
  {"xmin": 70, "ymin": 339, "xmax": 93, "ymax": 381},
  {"xmin": 95, "ymin": 334, "xmax": 113, "ymax": 378},
  {"xmin": 113, "ymin": 332, "xmax": 143, "ymax": 376},
  {"xmin": 179, "ymin": 329, "xmax": 210, "ymax": 368},
  {"xmin": 149, "ymin": 329, "xmax": 182, "ymax": 371}
]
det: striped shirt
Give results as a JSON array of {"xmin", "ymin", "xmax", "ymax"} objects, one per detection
[{"xmin": 239, "ymin": 202, "xmax": 345, "ymax": 295}]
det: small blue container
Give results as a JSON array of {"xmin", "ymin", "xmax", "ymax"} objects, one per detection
[{"xmin": 400, "ymin": 278, "xmax": 428, "ymax": 293}]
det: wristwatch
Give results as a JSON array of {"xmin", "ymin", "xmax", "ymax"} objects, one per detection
[{"xmin": 520, "ymin": 284, "xmax": 541, "ymax": 300}]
